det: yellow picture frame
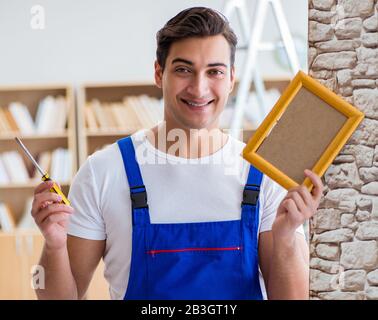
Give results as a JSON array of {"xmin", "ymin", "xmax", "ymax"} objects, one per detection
[{"xmin": 243, "ymin": 70, "xmax": 365, "ymax": 191}]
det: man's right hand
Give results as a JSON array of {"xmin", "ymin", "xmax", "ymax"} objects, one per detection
[{"xmin": 31, "ymin": 180, "xmax": 74, "ymax": 251}]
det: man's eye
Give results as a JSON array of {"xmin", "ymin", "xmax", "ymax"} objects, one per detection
[
  {"xmin": 208, "ymin": 70, "xmax": 224, "ymax": 76},
  {"xmin": 175, "ymin": 67, "xmax": 191, "ymax": 73}
]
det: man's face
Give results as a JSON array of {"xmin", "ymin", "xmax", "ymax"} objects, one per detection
[{"xmin": 155, "ymin": 35, "xmax": 235, "ymax": 131}]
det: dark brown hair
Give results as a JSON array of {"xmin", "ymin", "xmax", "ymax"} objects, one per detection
[{"xmin": 156, "ymin": 7, "xmax": 238, "ymax": 70}]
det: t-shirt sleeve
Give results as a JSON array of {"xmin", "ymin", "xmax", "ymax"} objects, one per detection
[
  {"xmin": 259, "ymin": 175, "xmax": 305, "ymax": 235},
  {"xmin": 67, "ymin": 157, "xmax": 106, "ymax": 240}
]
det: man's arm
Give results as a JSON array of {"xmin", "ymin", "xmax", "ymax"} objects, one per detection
[
  {"xmin": 259, "ymin": 169, "xmax": 323, "ymax": 300},
  {"xmin": 67, "ymin": 236, "xmax": 105, "ymax": 299},
  {"xmin": 259, "ymin": 231, "xmax": 309, "ymax": 299},
  {"xmin": 32, "ymin": 180, "xmax": 105, "ymax": 300},
  {"xmin": 36, "ymin": 236, "xmax": 105, "ymax": 300}
]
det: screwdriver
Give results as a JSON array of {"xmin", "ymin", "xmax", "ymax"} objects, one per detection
[{"xmin": 14, "ymin": 137, "xmax": 70, "ymax": 205}]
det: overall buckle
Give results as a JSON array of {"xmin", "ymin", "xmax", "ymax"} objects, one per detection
[
  {"xmin": 130, "ymin": 186, "xmax": 148, "ymax": 209},
  {"xmin": 242, "ymin": 185, "xmax": 260, "ymax": 206}
]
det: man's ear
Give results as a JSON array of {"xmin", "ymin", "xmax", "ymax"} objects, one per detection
[
  {"xmin": 229, "ymin": 66, "xmax": 235, "ymax": 93},
  {"xmin": 154, "ymin": 60, "xmax": 163, "ymax": 89}
]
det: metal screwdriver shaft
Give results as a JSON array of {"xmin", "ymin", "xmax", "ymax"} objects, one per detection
[
  {"xmin": 15, "ymin": 137, "xmax": 45, "ymax": 176},
  {"xmin": 14, "ymin": 137, "xmax": 70, "ymax": 205}
]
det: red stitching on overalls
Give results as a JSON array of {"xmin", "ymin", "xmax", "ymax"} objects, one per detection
[{"xmin": 146, "ymin": 246, "xmax": 242, "ymax": 255}]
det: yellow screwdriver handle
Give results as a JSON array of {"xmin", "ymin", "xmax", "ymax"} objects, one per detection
[{"xmin": 41, "ymin": 173, "xmax": 71, "ymax": 205}]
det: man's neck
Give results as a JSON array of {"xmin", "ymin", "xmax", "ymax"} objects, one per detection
[{"xmin": 147, "ymin": 122, "xmax": 229, "ymax": 159}]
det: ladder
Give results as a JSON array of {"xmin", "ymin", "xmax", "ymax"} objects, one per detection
[{"xmin": 223, "ymin": 0, "xmax": 301, "ymax": 138}]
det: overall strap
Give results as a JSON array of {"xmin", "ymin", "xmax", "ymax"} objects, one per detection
[
  {"xmin": 117, "ymin": 136, "xmax": 150, "ymax": 226},
  {"xmin": 241, "ymin": 165, "xmax": 263, "ymax": 229}
]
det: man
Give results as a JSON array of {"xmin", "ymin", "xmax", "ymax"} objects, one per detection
[{"xmin": 32, "ymin": 7, "xmax": 323, "ymax": 300}]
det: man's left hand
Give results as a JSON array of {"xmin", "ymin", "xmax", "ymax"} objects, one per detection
[{"xmin": 272, "ymin": 169, "xmax": 324, "ymax": 244}]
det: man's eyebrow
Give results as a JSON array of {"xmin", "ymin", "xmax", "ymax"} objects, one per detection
[
  {"xmin": 171, "ymin": 58, "xmax": 228, "ymax": 68},
  {"xmin": 207, "ymin": 62, "xmax": 228, "ymax": 68},
  {"xmin": 171, "ymin": 58, "xmax": 193, "ymax": 65}
]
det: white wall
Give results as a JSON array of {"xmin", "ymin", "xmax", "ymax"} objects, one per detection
[{"xmin": 0, "ymin": 0, "xmax": 308, "ymax": 85}]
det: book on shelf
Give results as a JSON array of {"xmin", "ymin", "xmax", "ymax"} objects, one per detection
[
  {"xmin": 111, "ymin": 101, "xmax": 140, "ymax": 131},
  {"xmin": 0, "ymin": 202, "xmax": 16, "ymax": 232},
  {"xmin": 8, "ymin": 102, "xmax": 36, "ymax": 135},
  {"xmin": 91, "ymin": 99, "xmax": 111, "ymax": 130},
  {"xmin": 0, "ymin": 106, "xmax": 24, "ymax": 134},
  {"xmin": 103, "ymin": 103, "xmax": 118, "ymax": 130},
  {"xmin": 127, "ymin": 96, "xmax": 155, "ymax": 129},
  {"xmin": 3, "ymin": 108, "xmax": 20, "ymax": 132},
  {"xmin": 0, "ymin": 108, "xmax": 12, "ymax": 133},
  {"xmin": 0, "ymin": 148, "xmax": 71, "ymax": 185},
  {"xmin": 85, "ymin": 104, "xmax": 99, "ymax": 130},
  {"xmin": 1, "ymin": 151, "xmax": 30, "ymax": 183},
  {"xmin": 55, "ymin": 96, "xmax": 68, "ymax": 133},
  {"xmin": 139, "ymin": 94, "xmax": 164, "ymax": 123},
  {"xmin": 32, "ymin": 151, "xmax": 52, "ymax": 182},
  {"xmin": 62, "ymin": 149, "xmax": 72, "ymax": 183},
  {"xmin": 0, "ymin": 155, "xmax": 10, "ymax": 184},
  {"xmin": 108, "ymin": 104, "xmax": 125, "ymax": 129},
  {"xmin": 0, "ymin": 95, "xmax": 68, "ymax": 136},
  {"xmin": 49, "ymin": 148, "xmax": 72, "ymax": 184},
  {"xmin": 35, "ymin": 95, "xmax": 68, "ymax": 134},
  {"xmin": 85, "ymin": 95, "xmax": 163, "ymax": 133},
  {"xmin": 17, "ymin": 197, "xmax": 38, "ymax": 231}
]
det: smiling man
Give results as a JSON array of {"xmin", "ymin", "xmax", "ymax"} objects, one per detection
[
  {"xmin": 31, "ymin": 7, "xmax": 323, "ymax": 300},
  {"xmin": 158, "ymin": 36, "xmax": 231, "ymax": 129}
]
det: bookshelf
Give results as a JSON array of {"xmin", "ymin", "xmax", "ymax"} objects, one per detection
[
  {"xmin": 0, "ymin": 85, "xmax": 77, "ymax": 299},
  {"xmin": 0, "ymin": 85, "xmax": 76, "ymax": 226},
  {"xmin": 77, "ymin": 82, "xmax": 163, "ymax": 165}
]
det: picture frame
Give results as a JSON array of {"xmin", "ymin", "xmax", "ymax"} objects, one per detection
[{"xmin": 243, "ymin": 70, "xmax": 365, "ymax": 191}]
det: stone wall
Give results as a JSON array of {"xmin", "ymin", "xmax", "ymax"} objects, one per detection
[{"xmin": 308, "ymin": 0, "xmax": 378, "ymax": 300}]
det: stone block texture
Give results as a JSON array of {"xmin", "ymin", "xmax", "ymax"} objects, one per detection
[{"xmin": 309, "ymin": 0, "xmax": 378, "ymax": 300}]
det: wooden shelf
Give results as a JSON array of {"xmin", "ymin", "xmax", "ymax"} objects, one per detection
[
  {"xmin": 86, "ymin": 129, "xmax": 136, "ymax": 137},
  {"xmin": 0, "ymin": 85, "xmax": 76, "ymax": 225},
  {"xmin": 0, "ymin": 132, "xmax": 68, "ymax": 141},
  {"xmin": 77, "ymin": 82, "xmax": 163, "ymax": 165},
  {"xmin": 0, "ymin": 84, "xmax": 108, "ymax": 300}
]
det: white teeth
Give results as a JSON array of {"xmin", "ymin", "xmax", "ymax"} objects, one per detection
[
  {"xmin": 188, "ymin": 102, "xmax": 207, "ymax": 107},
  {"xmin": 183, "ymin": 99, "xmax": 211, "ymax": 107}
]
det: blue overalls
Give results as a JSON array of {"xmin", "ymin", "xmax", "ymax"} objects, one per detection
[{"xmin": 117, "ymin": 136, "xmax": 264, "ymax": 300}]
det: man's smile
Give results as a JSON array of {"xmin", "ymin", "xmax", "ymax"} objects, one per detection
[{"xmin": 179, "ymin": 98, "xmax": 215, "ymax": 108}]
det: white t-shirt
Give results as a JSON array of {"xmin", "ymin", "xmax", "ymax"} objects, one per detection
[{"xmin": 67, "ymin": 129, "xmax": 303, "ymax": 300}]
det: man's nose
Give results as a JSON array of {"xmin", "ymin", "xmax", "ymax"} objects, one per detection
[{"xmin": 186, "ymin": 73, "xmax": 210, "ymax": 98}]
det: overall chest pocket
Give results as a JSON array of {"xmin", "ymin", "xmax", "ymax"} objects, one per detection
[
  {"xmin": 145, "ymin": 245, "xmax": 244, "ymax": 299},
  {"xmin": 143, "ymin": 219, "xmax": 248, "ymax": 299}
]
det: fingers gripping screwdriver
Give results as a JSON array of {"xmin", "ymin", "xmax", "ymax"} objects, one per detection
[{"xmin": 15, "ymin": 137, "xmax": 70, "ymax": 205}]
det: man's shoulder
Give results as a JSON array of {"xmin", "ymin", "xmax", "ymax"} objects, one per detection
[
  {"xmin": 74, "ymin": 142, "xmax": 125, "ymax": 190},
  {"xmin": 89, "ymin": 142, "xmax": 120, "ymax": 164},
  {"xmin": 226, "ymin": 134, "xmax": 246, "ymax": 150},
  {"xmin": 86, "ymin": 130, "xmax": 146, "ymax": 172}
]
